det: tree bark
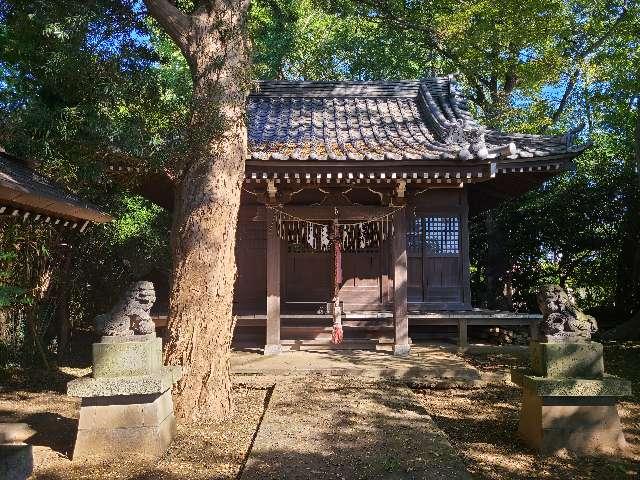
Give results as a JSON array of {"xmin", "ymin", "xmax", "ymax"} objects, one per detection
[
  {"xmin": 55, "ymin": 245, "xmax": 73, "ymax": 361},
  {"xmin": 144, "ymin": 0, "xmax": 251, "ymax": 422}
]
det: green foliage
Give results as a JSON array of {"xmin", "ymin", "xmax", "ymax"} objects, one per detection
[
  {"xmin": 471, "ymin": 134, "xmax": 635, "ymax": 313},
  {"xmin": 69, "ymin": 193, "xmax": 171, "ymax": 321},
  {"xmin": 0, "ymin": 285, "xmax": 30, "ymax": 308},
  {"xmin": 0, "ymin": 251, "xmax": 28, "ymax": 308},
  {"xmin": 0, "ymin": 1, "xmax": 174, "ymax": 365},
  {"xmin": 250, "ymin": 0, "xmax": 435, "ymax": 80}
]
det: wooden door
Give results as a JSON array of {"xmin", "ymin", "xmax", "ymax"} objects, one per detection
[
  {"xmin": 407, "ymin": 217, "xmax": 425, "ymax": 302},
  {"xmin": 423, "ymin": 217, "xmax": 463, "ymax": 305},
  {"xmin": 284, "ymin": 246, "xmax": 332, "ymax": 311},
  {"xmin": 407, "ymin": 216, "xmax": 464, "ymax": 309},
  {"xmin": 234, "ymin": 215, "xmax": 266, "ymax": 313},
  {"xmin": 340, "ymin": 249, "xmax": 383, "ymax": 310}
]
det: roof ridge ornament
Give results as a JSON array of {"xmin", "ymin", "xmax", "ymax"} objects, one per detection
[
  {"xmin": 443, "ymin": 119, "xmax": 489, "ymax": 161},
  {"xmin": 565, "ymin": 122, "xmax": 586, "ymax": 150}
]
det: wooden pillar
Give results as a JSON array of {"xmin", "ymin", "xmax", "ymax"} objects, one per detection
[
  {"xmin": 264, "ymin": 208, "xmax": 282, "ymax": 355},
  {"xmin": 457, "ymin": 319, "xmax": 468, "ymax": 348},
  {"xmin": 392, "ymin": 210, "xmax": 410, "ymax": 355},
  {"xmin": 530, "ymin": 319, "xmax": 540, "ymax": 342}
]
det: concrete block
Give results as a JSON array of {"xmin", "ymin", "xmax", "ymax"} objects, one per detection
[
  {"xmin": 0, "ymin": 423, "xmax": 35, "ymax": 444},
  {"xmin": 73, "ymin": 415, "xmax": 176, "ymax": 460},
  {"xmin": 77, "ymin": 391, "xmax": 174, "ymax": 430},
  {"xmin": 73, "ymin": 390, "xmax": 177, "ymax": 461},
  {"xmin": 530, "ymin": 342, "xmax": 604, "ymax": 379},
  {"xmin": 510, "ymin": 371, "xmax": 632, "ymax": 397},
  {"xmin": 92, "ymin": 337, "xmax": 162, "ymax": 378},
  {"xmin": 67, "ymin": 365, "xmax": 182, "ymax": 398},
  {"xmin": 264, "ymin": 344, "xmax": 282, "ymax": 355},
  {"xmin": 518, "ymin": 390, "xmax": 627, "ymax": 455},
  {"xmin": 393, "ymin": 344, "xmax": 411, "ymax": 356},
  {"xmin": 0, "ymin": 445, "xmax": 33, "ymax": 480}
]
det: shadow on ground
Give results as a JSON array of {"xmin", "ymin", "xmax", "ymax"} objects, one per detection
[
  {"xmin": 416, "ymin": 345, "xmax": 640, "ymax": 480},
  {"xmin": 1, "ymin": 342, "xmax": 638, "ymax": 479}
]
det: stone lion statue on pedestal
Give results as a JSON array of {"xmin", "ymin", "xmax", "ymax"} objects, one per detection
[
  {"xmin": 95, "ymin": 281, "xmax": 156, "ymax": 336},
  {"xmin": 537, "ymin": 284, "xmax": 598, "ymax": 342}
]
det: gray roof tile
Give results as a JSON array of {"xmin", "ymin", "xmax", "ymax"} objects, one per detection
[{"xmin": 247, "ymin": 77, "xmax": 586, "ymax": 163}]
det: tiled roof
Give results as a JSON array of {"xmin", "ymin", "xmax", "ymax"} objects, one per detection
[
  {"xmin": 0, "ymin": 151, "xmax": 112, "ymax": 224},
  {"xmin": 247, "ymin": 77, "xmax": 586, "ymax": 163}
]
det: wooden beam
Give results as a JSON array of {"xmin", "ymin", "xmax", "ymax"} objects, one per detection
[
  {"xmin": 256, "ymin": 205, "xmax": 398, "ymax": 221},
  {"xmin": 392, "ymin": 210, "xmax": 410, "ymax": 355},
  {"xmin": 264, "ymin": 208, "xmax": 282, "ymax": 355}
]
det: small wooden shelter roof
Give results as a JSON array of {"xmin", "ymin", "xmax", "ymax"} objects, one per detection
[
  {"xmin": 247, "ymin": 77, "xmax": 586, "ymax": 164},
  {"xmin": 0, "ymin": 150, "xmax": 113, "ymax": 226}
]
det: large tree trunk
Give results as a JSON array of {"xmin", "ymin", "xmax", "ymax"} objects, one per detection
[
  {"xmin": 55, "ymin": 245, "xmax": 73, "ymax": 361},
  {"xmin": 144, "ymin": 0, "xmax": 250, "ymax": 422}
]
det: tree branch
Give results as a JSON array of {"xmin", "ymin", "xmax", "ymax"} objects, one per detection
[
  {"xmin": 543, "ymin": 6, "xmax": 631, "ymax": 132},
  {"xmin": 143, "ymin": 0, "xmax": 192, "ymax": 51},
  {"xmin": 542, "ymin": 69, "xmax": 580, "ymax": 132}
]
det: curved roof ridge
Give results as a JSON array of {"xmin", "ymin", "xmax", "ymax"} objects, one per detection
[{"xmin": 251, "ymin": 78, "xmax": 451, "ymax": 98}]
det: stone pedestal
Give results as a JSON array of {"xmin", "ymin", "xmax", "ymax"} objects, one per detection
[
  {"xmin": 0, "ymin": 423, "xmax": 35, "ymax": 480},
  {"xmin": 68, "ymin": 334, "xmax": 182, "ymax": 461},
  {"xmin": 511, "ymin": 342, "xmax": 631, "ymax": 455}
]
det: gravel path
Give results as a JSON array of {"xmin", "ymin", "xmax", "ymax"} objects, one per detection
[{"xmin": 240, "ymin": 376, "xmax": 471, "ymax": 480}]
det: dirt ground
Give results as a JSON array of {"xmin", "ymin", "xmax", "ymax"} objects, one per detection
[
  {"xmin": 0, "ymin": 367, "xmax": 269, "ymax": 480},
  {"xmin": 1, "ymin": 343, "xmax": 638, "ymax": 479},
  {"xmin": 415, "ymin": 344, "xmax": 640, "ymax": 480}
]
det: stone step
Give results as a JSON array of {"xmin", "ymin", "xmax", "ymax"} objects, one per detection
[{"xmin": 280, "ymin": 339, "xmax": 394, "ymax": 350}]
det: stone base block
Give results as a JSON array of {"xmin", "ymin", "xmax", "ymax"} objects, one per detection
[
  {"xmin": 73, "ymin": 389, "xmax": 177, "ymax": 461},
  {"xmin": 518, "ymin": 389, "xmax": 627, "ymax": 455},
  {"xmin": 0, "ymin": 444, "xmax": 33, "ymax": 480},
  {"xmin": 0, "ymin": 423, "xmax": 35, "ymax": 444},
  {"xmin": 264, "ymin": 344, "xmax": 282, "ymax": 355},
  {"xmin": 511, "ymin": 371, "xmax": 632, "ymax": 397},
  {"xmin": 530, "ymin": 342, "xmax": 604, "ymax": 379},
  {"xmin": 92, "ymin": 336, "xmax": 163, "ymax": 378},
  {"xmin": 393, "ymin": 344, "xmax": 411, "ymax": 356},
  {"xmin": 68, "ymin": 365, "xmax": 182, "ymax": 398}
]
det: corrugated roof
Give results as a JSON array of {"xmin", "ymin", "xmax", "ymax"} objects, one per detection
[
  {"xmin": 0, "ymin": 151, "xmax": 112, "ymax": 224},
  {"xmin": 247, "ymin": 77, "xmax": 585, "ymax": 163}
]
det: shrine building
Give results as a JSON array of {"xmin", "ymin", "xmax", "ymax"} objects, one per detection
[{"xmin": 130, "ymin": 77, "xmax": 587, "ymax": 354}]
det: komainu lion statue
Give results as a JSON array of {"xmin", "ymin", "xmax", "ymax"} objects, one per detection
[
  {"xmin": 536, "ymin": 284, "xmax": 598, "ymax": 342},
  {"xmin": 95, "ymin": 281, "xmax": 156, "ymax": 336}
]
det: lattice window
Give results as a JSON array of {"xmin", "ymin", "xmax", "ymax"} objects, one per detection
[
  {"xmin": 407, "ymin": 217, "xmax": 423, "ymax": 253},
  {"xmin": 408, "ymin": 216, "xmax": 460, "ymax": 255},
  {"xmin": 424, "ymin": 217, "xmax": 459, "ymax": 255}
]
